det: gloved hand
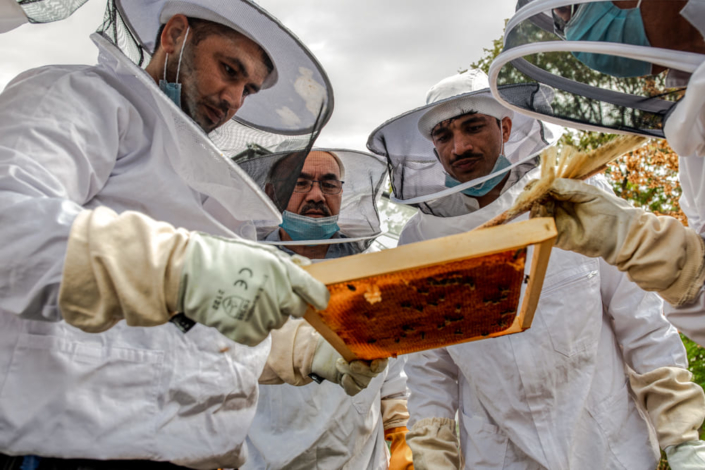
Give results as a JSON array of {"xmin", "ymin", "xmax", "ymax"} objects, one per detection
[
  {"xmin": 59, "ymin": 207, "xmax": 329, "ymax": 347},
  {"xmin": 385, "ymin": 426, "xmax": 415, "ymax": 470},
  {"xmin": 406, "ymin": 417, "xmax": 460, "ymax": 470},
  {"xmin": 666, "ymin": 441, "xmax": 705, "ymax": 470},
  {"xmin": 310, "ymin": 336, "xmax": 388, "ymax": 396},
  {"xmin": 548, "ymin": 178, "xmax": 705, "ymax": 306},
  {"xmin": 178, "ymin": 233, "xmax": 330, "ymax": 346},
  {"xmin": 630, "ymin": 367, "xmax": 705, "ymax": 452}
]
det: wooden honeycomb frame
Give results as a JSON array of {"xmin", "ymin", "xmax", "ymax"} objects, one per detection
[{"xmin": 302, "ymin": 217, "xmax": 557, "ymax": 361}]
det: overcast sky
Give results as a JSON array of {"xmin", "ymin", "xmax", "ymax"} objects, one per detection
[{"xmin": 0, "ymin": 0, "xmax": 516, "ymax": 151}]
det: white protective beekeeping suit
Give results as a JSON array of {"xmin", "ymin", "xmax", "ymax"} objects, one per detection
[
  {"xmin": 240, "ymin": 149, "xmax": 411, "ymax": 469},
  {"xmin": 367, "ymin": 70, "xmax": 701, "ymax": 469},
  {"xmin": 0, "ymin": 0, "xmax": 333, "ymax": 468},
  {"xmin": 488, "ymin": 3, "xmax": 705, "ymax": 466},
  {"xmin": 488, "ymin": 0, "xmax": 705, "ymax": 348},
  {"xmin": 663, "ymin": 26, "xmax": 705, "ymax": 347}
]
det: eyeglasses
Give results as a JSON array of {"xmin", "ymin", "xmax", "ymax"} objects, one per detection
[{"xmin": 294, "ymin": 178, "xmax": 344, "ymax": 195}]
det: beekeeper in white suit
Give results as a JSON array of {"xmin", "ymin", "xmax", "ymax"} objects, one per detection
[
  {"xmin": 367, "ymin": 68, "xmax": 705, "ymax": 470},
  {"xmin": 236, "ymin": 148, "xmax": 413, "ymax": 469},
  {"xmin": 0, "ymin": 1, "xmax": 385, "ymax": 468},
  {"xmin": 488, "ymin": 5, "xmax": 705, "ymax": 465},
  {"xmin": 488, "ymin": 0, "xmax": 705, "ymax": 350}
]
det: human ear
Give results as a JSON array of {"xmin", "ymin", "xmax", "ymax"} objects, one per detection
[
  {"xmin": 160, "ymin": 14, "xmax": 190, "ymax": 55},
  {"xmin": 501, "ymin": 117, "xmax": 513, "ymax": 143}
]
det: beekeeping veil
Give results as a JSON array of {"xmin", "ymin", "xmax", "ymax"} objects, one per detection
[
  {"xmin": 367, "ymin": 69, "xmax": 561, "ymax": 217},
  {"xmin": 81, "ymin": 0, "xmax": 334, "ymax": 231},
  {"xmin": 0, "ymin": 0, "xmax": 90, "ymax": 32},
  {"xmin": 489, "ymin": 0, "xmax": 705, "ymax": 138},
  {"xmin": 236, "ymin": 147, "xmax": 386, "ymax": 255}
]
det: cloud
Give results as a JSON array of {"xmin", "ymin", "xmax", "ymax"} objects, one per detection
[
  {"xmin": 256, "ymin": 0, "xmax": 516, "ymax": 151},
  {"xmin": 0, "ymin": 0, "xmax": 516, "ymax": 152},
  {"xmin": 0, "ymin": 0, "xmax": 105, "ymax": 90}
]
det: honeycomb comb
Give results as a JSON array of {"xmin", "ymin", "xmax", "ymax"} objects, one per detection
[{"xmin": 303, "ymin": 217, "xmax": 557, "ymax": 361}]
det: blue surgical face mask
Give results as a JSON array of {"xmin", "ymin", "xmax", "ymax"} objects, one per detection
[
  {"xmin": 159, "ymin": 27, "xmax": 190, "ymax": 107},
  {"xmin": 445, "ymin": 154, "xmax": 512, "ymax": 197},
  {"xmin": 564, "ymin": 2, "xmax": 652, "ymax": 78},
  {"xmin": 280, "ymin": 210, "xmax": 340, "ymax": 241}
]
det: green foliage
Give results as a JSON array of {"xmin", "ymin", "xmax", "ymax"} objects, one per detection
[{"xmin": 683, "ymin": 334, "xmax": 705, "ymax": 395}]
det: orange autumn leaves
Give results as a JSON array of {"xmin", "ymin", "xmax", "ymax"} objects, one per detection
[{"xmin": 606, "ymin": 138, "xmax": 687, "ymax": 224}]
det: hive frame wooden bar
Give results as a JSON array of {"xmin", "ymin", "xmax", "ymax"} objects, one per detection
[{"xmin": 303, "ymin": 217, "xmax": 558, "ymax": 362}]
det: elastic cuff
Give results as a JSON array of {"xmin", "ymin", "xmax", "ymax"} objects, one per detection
[
  {"xmin": 630, "ymin": 367, "xmax": 705, "ymax": 448},
  {"xmin": 382, "ymin": 398, "xmax": 410, "ymax": 430},
  {"xmin": 410, "ymin": 417, "xmax": 457, "ymax": 436},
  {"xmin": 259, "ymin": 319, "xmax": 317, "ymax": 386},
  {"xmin": 660, "ymin": 231, "xmax": 705, "ymax": 307}
]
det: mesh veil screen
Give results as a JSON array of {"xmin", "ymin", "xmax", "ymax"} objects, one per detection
[
  {"xmin": 94, "ymin": 0, "xmax": 330, "ymax": 220},
  {"xmin": 237, "ymin": 147, "xmax": 386, "ymax": 251},
  {"xmin": 366, "ymin": 88, "xmax": 556, "ymax": 214},
  {"xmin": 18, "ymin": 0, "xmax": 88, "ymax": 24},
  {"xmin": 98, "ymin": 0, "xmax": 147, "ymax": 66},
  {"xmin": 491, "ymin": 0, "xmax": 690, "ymax": 137},
  {"xmin": 110, "ymin": 0, "xmax": 334, "ymax": 135}
]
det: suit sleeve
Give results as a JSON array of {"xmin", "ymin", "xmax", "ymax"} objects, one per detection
[{"xmin": 0, "ymin": 66, "xmax": 134, "ymax": 321}]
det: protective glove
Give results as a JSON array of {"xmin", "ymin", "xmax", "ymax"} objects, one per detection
[
  {"xmin": 385, "ymin": 426, "xmax": 415, "ymax": 470},
  {"xmin": 179, "ymin": 232, "xmax": 329, "ymax": 346},
  {"xmin": 406, "ymin": 417, "xmax": 460, "ymax": 470},
  {"xmin": 548, "ymin": 178, "xmax": 705, "ymax": 306},
  {"xmin": 666, "ymin": 441, "xmax": 705, "ymax": 470},
  {"xmin": 630, "ymin": 367, "xmax": 705, "ymax": 449},
  {"xmin": 310, "ymin": 336, "xmax": 389, "ymax": 396},
  {"xmin": 60, "ymin": 207, "xmax": 329, "ymax": 347}
]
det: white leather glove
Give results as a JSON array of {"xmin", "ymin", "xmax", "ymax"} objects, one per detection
[
  {"xmin": 548, "ymin": 178, "xmax": 705, "ymax": 306},
  {"xmin": 179, "ymin": 233, "xmax": 330, "ymax": 346},
  {"xmin": 630, "ymin": 367, "xmax": 705, "ymax": 450},
  {"xmin": 406, "ymin": 417, "xmax": 460, "ymax": 470},
  {"xmin": 60, "ymin": 208, "xmax": 329, "ymax": 347},
  {"xmin": 666, "ymin": 441, "xmax": 705, "ymax": 470},
  {"xmin": 310, "ymin": 336, "xmax": 388, "ymax": 396}
]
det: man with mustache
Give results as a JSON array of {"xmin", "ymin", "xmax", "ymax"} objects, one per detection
[
  {"xmin": 264, "ymin": 150, "xmax": 354, "ymax": 259},
  {"xmin": 367, "ymin": 69, "xmax": 704, "ymax": 470},
  {"xmin": 0, "ymin": 1, "xmax": 335, "ymax": 468},
  {"xmin": 491, "ymin": 4, "xmax": 705, "ymax": 464},
  {"xmin": 242, "ymin": 149, "xmax": 413, "ymax": 469}
]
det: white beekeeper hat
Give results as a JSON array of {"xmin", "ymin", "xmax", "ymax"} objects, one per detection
[
  {"xmin": 367, "ymin": 69, "xmax": 560, "ymax": 206},
  {"xmin": 417, "ymin": 70, "xmax": 514, "ymax": 139},
  {"xmin": 488, "ymin": 0, "xmax": 705, "ymax": 138},
  {"xmin": 111, "ymin": 0, "xmax": 334, "ymax": 135}
]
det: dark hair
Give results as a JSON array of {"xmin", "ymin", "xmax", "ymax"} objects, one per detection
[{"xmin": 154, "ymin": 17, "xmax": 274, "ymax": 76}]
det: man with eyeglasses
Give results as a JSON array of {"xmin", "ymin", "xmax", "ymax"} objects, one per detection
[
  {"xmin": 246, "ymin": 149, "xmax": 412, "ymax": 469},
  {"xmin": 264, "ymin": 150, "xmax": 357, "ymax": 259}
]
